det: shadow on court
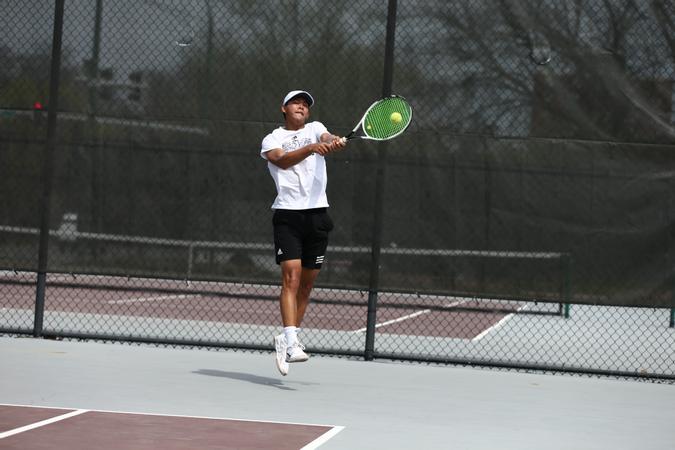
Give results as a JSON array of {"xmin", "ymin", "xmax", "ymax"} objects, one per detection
[{"xmin": 192, "ymin": 369, "xmax": 320, "ymax": 391}]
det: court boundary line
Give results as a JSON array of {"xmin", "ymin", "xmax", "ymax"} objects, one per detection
[
  {"xmin": 351, "ymin": 310, "xmax": 430, "ymax": 333},
  {"xmin": 106, "ymin": 294, "xmax": 201, "ymax": 305},
  {"xmin": 471, "ymin": 303, "xmax": 530, "ymax": 341},
  {"xmin": 0, "ymin": 402, "xmax": 344, "ymax": 432},
  {"xmin": 300, "ymin": 425, "xmax": 346, "ymax": 450},
  {"xmin": 0, "ymin": 408, "xmax": 88, "ymax": 439},
  {"xmin": 351, "ymin": 299, "xmax": 469, "ymax": 333}
]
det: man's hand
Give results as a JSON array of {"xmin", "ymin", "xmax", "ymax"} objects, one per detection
[
  {"xmin": 311, "ymin": 141, "xmax": 334, "ymax": 156},
  {"xmin": 314, "ymin": 133, "xmax": 347, "ymax": 155},
  {"xmin": 330, "ymin": 136, "xmax": 347, "ymax": 151}
]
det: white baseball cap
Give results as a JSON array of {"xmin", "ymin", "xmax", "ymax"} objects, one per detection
[{"xmin": 282, "ymin": 90, "xmax": 314, "ymax": 107}]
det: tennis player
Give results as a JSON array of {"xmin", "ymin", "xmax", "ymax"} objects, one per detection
[{"xmin": 260, "ymin": 90, "xmax": 346, "ymax": 376}]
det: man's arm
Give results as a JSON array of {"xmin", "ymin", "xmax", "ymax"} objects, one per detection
[
  {"xmin": 265, "ymin": 135, "xmax": 345, "ymax": 170},
  {"xmin": 264, "ymin": 142, "xmax": 330, "ymax": 170}
]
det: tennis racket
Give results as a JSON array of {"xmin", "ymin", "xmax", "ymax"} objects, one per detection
[{"xmin": 341, "ymin": 95, "xmax": 412, "ymax": 142}]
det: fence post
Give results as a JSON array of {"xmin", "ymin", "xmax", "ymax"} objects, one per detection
[
  {"xmin": 364, "ymin": 0, "xmax": 398, "ymax": 361},
  {"xmin": 187, "ymin": 242, "xmax": 195, "ymax": 279},
  {"xmin": 671, "ymin": 269, "xmax": 674, "ymax": 328},
  {"xmin": 562, "ymin": 253, "xmax": 572, "ymax": 319},
  {"xmin": 34, "ymin": 0, "xmax": 65, "ymax": 337}
]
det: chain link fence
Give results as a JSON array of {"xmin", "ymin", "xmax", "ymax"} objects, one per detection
[{"xmin": 1, "ymin": 0, "xmax": 674, "ymax": 379}]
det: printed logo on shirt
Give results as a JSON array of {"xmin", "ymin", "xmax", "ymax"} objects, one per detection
[
  {"xmin": 282, "ymin": 135, "xmax": 312, "ymax": 152},
  {"xmin": 277, "ymin": 248, "xmax": 283, "ymax": 255}
]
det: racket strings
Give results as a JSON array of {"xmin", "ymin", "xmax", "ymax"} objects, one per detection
[{"xmin": 363, "ymin": 97, "xmax": 412, "ymax": 140}]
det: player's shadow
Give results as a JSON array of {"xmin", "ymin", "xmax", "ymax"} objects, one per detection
[{"xmin": 193, "ymin": 369, "xmax": 313, "ymax": 391}]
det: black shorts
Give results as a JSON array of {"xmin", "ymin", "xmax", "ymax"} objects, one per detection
[{"xmin": 273, "ymin": 208, "xmax": 334, "ymax": 269}]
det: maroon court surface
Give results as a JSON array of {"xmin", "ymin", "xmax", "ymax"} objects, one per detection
[{"xmin": 0, "ymin": 404, "xmax": 341, "ymax": 450}]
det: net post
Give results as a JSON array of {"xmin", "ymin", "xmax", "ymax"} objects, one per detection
[{"xmin": 33, "ymin": 0, "xmax": 65, "ymax": 337}]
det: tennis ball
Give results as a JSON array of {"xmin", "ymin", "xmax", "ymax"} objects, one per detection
[
  {"xmin": 390, "ymin": 112, "xmax": 402, "ymax": 123},
  {"xmin": 366, "ymin": 124, "xmax": 372, "ymax": 130}
]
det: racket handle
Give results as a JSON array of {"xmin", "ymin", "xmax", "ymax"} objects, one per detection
[{"xmin": 341, "ymin": 132, "xmax": 356, "ymax": 144}]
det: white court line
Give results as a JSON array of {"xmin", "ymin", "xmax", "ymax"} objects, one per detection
[
  {"xmin": 107, "ymin": 294, "xmax": 200, "ymax": 305},
  {"xmin": 0, "ymin": 409, "xmax": 88, "ymax": 439},
  {"xmin": 301, "ymin": 425, "xmax": 345, "ymax": 450},
  {"xmin": 351, "ymin": 299, "xmax": 468, "ymax": 333},
  {"xmin": 471, "ymin": 303, "xmax": 530, "ymax": 341}
]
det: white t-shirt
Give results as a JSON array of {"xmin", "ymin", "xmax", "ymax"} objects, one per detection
[{"xmin": 260, "ymin": 121, "xmax": 329, "ymax": 210}]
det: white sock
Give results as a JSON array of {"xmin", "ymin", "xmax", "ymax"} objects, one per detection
[{"xmin": 284, "ymin": 326, "xmax": 297, "ymax": 347}]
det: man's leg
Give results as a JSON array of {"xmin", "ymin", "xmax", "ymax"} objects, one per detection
[
  {"xmin": 296, "ymin": 209, "xmax": 331, "ymax": 326},
  {"xmin": 296, "ymin": 267, "xmax": 320, "ymax": 327},
  {"xmin": 274, "ymin": 259, "xmax": 302, "ymax": 375},
  {"xmin": 280, "ymin": 262, "xmax": 320, "ymax": 327},
  {"xmin": 279, "ymin": 259, "xmax": 302, "ymax": 327},
  {"xmin": 282, "ymin": 266, "xmax": 319, "ymax": 365},
  {"xmin": 279, "ymin": 260, "xmax": 313, "ymax": 363}
]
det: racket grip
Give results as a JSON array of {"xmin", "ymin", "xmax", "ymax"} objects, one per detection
[{"xmin": 341, "ymin": 131, "xmax": 356, "ymax": 143}]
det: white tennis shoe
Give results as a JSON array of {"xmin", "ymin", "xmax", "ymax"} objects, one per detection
[
  {"xmin": 286, "ymin": 342, "xmax": 309, "ymax": 363},
  {"xmin": 274, "ymin": 334, "xmax": 289, "ymax": 376}
]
